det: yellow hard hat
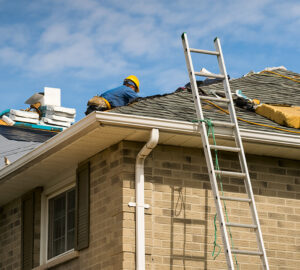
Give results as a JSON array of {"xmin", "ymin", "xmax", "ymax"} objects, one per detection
[{"xmin": 124, "ymin": 75, "xmax": 140, "ymax": 92}]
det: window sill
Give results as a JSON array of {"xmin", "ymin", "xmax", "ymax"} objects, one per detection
[{"xmin": 33, "ymin": 250, "xmax": 79, "ymax": 270}]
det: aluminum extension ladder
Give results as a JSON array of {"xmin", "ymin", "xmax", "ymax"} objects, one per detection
[{"xmin": 181, "ymin": 33, "xmax": 269, "ymax": 270}]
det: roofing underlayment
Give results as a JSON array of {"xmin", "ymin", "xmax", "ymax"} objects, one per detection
[{"xmin": 111, "ymin": 68, "xmax": 300, "ymax": 135}]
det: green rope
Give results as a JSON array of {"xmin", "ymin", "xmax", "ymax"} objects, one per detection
[
  {"xmin": 212, "ymin": 213, "xmax": 221, "ymax": 259},
  {"xmin": 193, "ymin": 119, "xmax": 239, "ymax": 269}
]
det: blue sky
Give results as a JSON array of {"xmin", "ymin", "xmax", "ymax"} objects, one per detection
[{"xmin": 0, "ymin": 0, "xmax": 299, "ymax": 120}]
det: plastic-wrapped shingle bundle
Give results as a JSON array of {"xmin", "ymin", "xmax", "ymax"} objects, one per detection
[
  {"xmin": 40, "ymin": 105, "xmax": 76, "ymax": 128},
  {"xmin": 9, "ymin": 109, "xmax": 39, "ymax": 124},
  {"xmin": 0, "ymin": 87, "xmax": 76, "ymax": 131}
]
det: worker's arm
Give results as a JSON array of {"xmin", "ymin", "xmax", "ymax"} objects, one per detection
[{"xmin": 125, "ymin": 90, "xmax": 139, "ymax": 104}]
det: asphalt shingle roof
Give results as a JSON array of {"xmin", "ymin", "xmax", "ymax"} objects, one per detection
[
  {"xmin": 111, "ymin": 69, "xmax": 300, "ymax": 135},
  {"xmin": 0, "ymin": 125, "xmax": 57, "ymax": 169}
]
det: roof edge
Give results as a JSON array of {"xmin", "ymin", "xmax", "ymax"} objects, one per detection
[
  {"xmin": 0, "ymin": 112, "xmax": 99, "ymax": 182},
  {"xmin": 99, "ymin": 112, "xmax": 300, "ymax": 147},
  {"xmin": 1, "ymin": 112, "xmax": 299, "ymax": 182}
]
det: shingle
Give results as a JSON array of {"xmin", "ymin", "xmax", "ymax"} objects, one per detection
[
  {"xmin": 0, "ymin": 125, "xmax": 56, "ymax": 142},
  {"xmin": 111, "ymin": 69, "xmax": 300, "ymax": 135},
  {"xmin": 0, "ymin": 126, "xmax": 57, "ymax": 169}
]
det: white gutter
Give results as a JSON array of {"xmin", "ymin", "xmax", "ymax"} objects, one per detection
[
  {"xmin": 129, "ymin": 128, "xmax": 159, "ymax": 270},
  {"xmin": 95, "ymin": 112, "xmax": 300, "ymax": 147}
]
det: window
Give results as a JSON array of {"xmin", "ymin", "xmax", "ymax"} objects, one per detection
[
  {"xmin": 36, "ymin": 162, "xmax": 90, "ymax": 267},
  {"xmin": 47, "ymin": 188, "xmax": 75, "ymax": 259}
]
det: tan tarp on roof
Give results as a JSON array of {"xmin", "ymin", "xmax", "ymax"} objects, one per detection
[{"xmin": 255, "ymin": 104, "xmax": 300, "ymax": 129}]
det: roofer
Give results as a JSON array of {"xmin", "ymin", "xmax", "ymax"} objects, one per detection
[{"xmin": 85, "ymin": 75, "xmax": 139, "ymax": 115}]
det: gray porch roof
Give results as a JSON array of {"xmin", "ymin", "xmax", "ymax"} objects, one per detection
[{"xmin": 0, "ymin": 125, "xmax": 57, "ymax": 169}]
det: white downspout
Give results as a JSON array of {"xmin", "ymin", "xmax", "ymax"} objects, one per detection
[{"xmin": 129, "ymin": 128, "xmax": 159, "ymax": 270}]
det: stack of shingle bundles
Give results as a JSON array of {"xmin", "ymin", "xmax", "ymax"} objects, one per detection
[
  {"xmin": 8, "ymin": 109, "xmax": 39, "ymax": 124},
  {"xmin": 40, "ymin": 105, "xmax": 76, "ymax": 128}
]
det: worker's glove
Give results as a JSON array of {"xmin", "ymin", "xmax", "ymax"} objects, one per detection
[{"xmin": 87, "ymin": 96, "xmax": 106, "ymax": 107}]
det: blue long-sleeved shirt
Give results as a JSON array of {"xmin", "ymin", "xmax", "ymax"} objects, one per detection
[{"xmin": 100, "ymin": 85, "xmax": 138, "ymax": 108}]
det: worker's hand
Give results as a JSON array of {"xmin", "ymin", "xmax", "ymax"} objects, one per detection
[{"xmin": 87, "ymin": 96, "xmax": 105, "ymax": 106}]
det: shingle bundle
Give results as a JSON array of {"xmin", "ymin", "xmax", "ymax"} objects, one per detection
[
  {"xmin": 1, "ymin": 87, "xmax": 76, "ymax": 131},
  {"xmin": 40, "ymin": 106, "xmax": 76, "ymax": 128},
  {"xmin": 8, "ymin": 109, "xmax": 39, "ymax": 124}
]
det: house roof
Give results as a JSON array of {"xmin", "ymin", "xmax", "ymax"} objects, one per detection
[
  {"xmin": 0, "ymin": 125, "xmax": 57, "ymax": 169},
  {"xmin": 0, "ymin": 68, "xmax": 299, "ymax": 206},
  {"xmin": 111, "ymin": 68, "xmax": 300, "ymax": 135}
]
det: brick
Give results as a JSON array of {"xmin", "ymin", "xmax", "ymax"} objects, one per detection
[
  {"xmin": 172, "ymin": 171, "xmax": 191, "ymax": 179},
  {"xmin": 163, "ymin": 177, "xmax": 183, "ymax": 187},
  {"xmin": 286, "ymin": 169, "xmax": 300, "ymax": 176},
  {"xmin": 276, "ymin": 206, "xmax": 294, "ymax": 214},
  {"xmin": 278, "ymin": 159, "xmax": 300, "ymax": 168},
  {"xmin": 287, "ymin": 214, "xmax": 300, "ymax": 222},
  {"xmin": 154, "ymin": 168, "xmax": 172, "ymax": 176},
  {"xmin": 287, "ymin": 184, "xmax": 300, "ymax": 192},
  {"xmin": 269, "ymin": 182, "xmax": 288, "ymax": 190},
  {"xmin": 269, "ymin": 167, "xmax": 286, "ymax": 175},
  {"xmin": 162, "ymin": 162, "xmax": 181, "ymax": 170},
  {"xmin": 2, "ymin": 141, "xmax": 300, "ymax": 270},
  {"xmin": 182, "ymin": 164, "xmax": 201, "ymax": 172},
  {"xmin": 0, "ymin": 199, "xmax": 22, "ymax": 269}
]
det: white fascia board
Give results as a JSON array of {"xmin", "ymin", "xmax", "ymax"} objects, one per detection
[
  {"xmin": 96, "ymin": 112, "xmax": 202, "ymax": 135},
  {"xmin": 0, "ymin": 111, "xmax": 299, "ymax": 181},
  {"xmin": 240, "ymin": 128, "xmax": 300, "ymax": 146},
  {"xmin": 97, "ymin": 112, "xmax": 300, "ymax": 146}
]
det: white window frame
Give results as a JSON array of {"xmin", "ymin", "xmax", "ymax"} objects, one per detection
[{"xmin": 40, "ymin": 176, "xmax": 76, "ymax": 265}]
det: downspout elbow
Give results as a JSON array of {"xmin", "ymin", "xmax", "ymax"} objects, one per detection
[{"xmin": 137, "ymin": 129, "xmax": 159, "ymax": 161}]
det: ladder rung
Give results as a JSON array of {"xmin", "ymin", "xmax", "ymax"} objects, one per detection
[
  {"xmin": 231, "ymin": 249, "xmax": 263, "ymax": 256},
  {"xmin": 189, "ymin": 48, "xmax": 220, "ymax": 56},
  {"xmin": 226, "ymin": 222, "xmax": 257, "ymax": 229},
  {"xmin": 210, "ymin": 145, "xmax": 240, "ymax": 152},
  {"xmin": 210, "ymin": 121, "xmax": 235, "ymax": 128},
  {"xmin": 220, "ymin": 196, "xmax": 251, "ymax": 203},
  {"xmin": 195, "ymin": 71, "xmax": 225, "ymax": 79},
  {"xmin": 214, "ymin": 170, "xmax": 246, "ymax": 178},
  {"xmin": 200, "ymin": 96, "xmax": 230, "ymax": 103}
]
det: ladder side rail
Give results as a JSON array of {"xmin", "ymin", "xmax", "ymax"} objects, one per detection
[
  {"xmin": 214, "ymin": 38, "xmax": 269, "ymax": 270},
  {"xmin": 182, "ymin": 34, "xmax": 205, "ymax": 122},
  {"xmin": 182, "ymin": 33, "xmax": 235, "ymax": 269}
]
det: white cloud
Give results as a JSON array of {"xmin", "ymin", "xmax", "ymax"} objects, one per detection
[
  {"xmin": 0, "ymin": 25, "xmax": 28, "ymax": 47},
  {"xmin": 154, "ymin": 68, "xmax": 188, "ymax": 93},
  {"xmin": 39, "ymin": 24, "xmax": 71, "ymax": 46},
  {"xmin": 0, "ymin": 0, "xmax": 299, "ymax": 79},
  {"xmin": 0, "ymin": 47, "xmax": 26, "ymax": 66}
]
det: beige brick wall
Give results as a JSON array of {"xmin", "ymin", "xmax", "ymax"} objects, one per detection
[
  {"xmin": 1, "ymin": 140, "xmax": 299, "ymax": 270},
  {"xmin": 121, "ymin": 142, "xmax": 300, "ymax": 270},
  {"xmin": 0, "ymin": 199, "xmax": 22, "ymax": 270},
  {"xmin": 56, "ymin": 143, "xmax": 125, "ymax": 270},
  {"xmin": 0, "ymin": 192, "xmax": 41, "ymax": 270}
]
